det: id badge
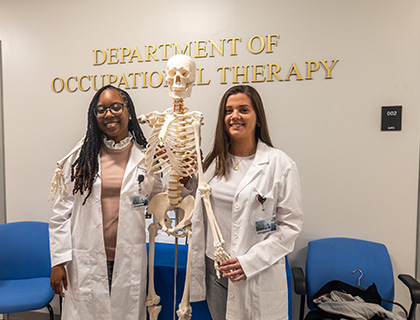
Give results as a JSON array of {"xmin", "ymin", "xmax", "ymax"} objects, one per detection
[
  {"xmin": 132, "ymin": 195, "xmax": 149, "ymax": 208},
  {"xmin": 253, "ymin": 187, "xmax": 277, "ymax": 234},
  {"xmin": 255, "ymin": 216, "xmax": 277, "ymax": 234}
]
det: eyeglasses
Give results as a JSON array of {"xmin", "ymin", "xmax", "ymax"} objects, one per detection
[{"xmin": 94, "ymin": 103, "xmax": 126, "ymax": 118}]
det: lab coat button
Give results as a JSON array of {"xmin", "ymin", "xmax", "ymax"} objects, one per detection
[
  {"xmin": 233, "ymin": 233, "xmax": 238, "ymax": 239},
  {"xmin": 235, "ymin": 204, "xmax": 240, "ymax": 210}
]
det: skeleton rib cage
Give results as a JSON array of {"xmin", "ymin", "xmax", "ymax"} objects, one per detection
[{"xmin": 143, "ymin": 107, "xmax": 203, "ymax": 179}]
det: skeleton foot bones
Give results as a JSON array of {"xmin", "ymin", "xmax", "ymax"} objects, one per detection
[{"xmin": 142, "ymin": 54, "xmax": 230, "ymax": 320}]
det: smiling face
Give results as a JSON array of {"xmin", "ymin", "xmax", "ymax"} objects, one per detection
[
  {"xmin": 95, "ymin": 89, "xmax": 130, "ymax": 143},
  {"xmin": 224, "ymin": 93, "xmax": 257, "ymax": 146}
]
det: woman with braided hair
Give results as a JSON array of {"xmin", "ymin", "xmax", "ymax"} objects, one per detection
[{"xmin": 49, "ymin": 85, "xmax": 190, "ymax": 319}]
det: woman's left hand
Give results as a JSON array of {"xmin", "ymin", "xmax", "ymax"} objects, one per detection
[{"xmin": 219, "ymin": 257, "xmax": 247, "ymax": 282}]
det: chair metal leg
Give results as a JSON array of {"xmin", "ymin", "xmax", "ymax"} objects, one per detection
[
  {"xmin": 299, "ymin": 295, "xmax": 305, "ymax": 320},
  {"xmin": 47, "ymin": 303, "xmax": 54, "ymax": 320}
]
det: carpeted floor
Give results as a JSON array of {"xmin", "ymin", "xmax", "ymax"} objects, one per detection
[{"xmin": 2, "ymin": 312, "xmax": 60, "ymax": 320}]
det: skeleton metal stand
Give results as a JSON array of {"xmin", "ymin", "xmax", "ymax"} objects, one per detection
[{"xmin": 173, "ymin": 209, "xmax": 179, "ymax": 320}]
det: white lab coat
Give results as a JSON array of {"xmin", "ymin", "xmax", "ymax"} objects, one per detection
[
  {"xmin": 190, "ymin": 141, "xmax": 303, "ymax": 320},
  {"xmin": 49, "ymin": 142, "xmax": 163, "ymax": 320}
]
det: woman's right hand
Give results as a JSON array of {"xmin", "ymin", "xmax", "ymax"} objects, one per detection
[
  {"xmin": 219, "ymin": 257, "xmax": 247, "ymax": 282},
  {"xmin": 50, "ymin": 264, "xmax": 68, "ymax": 297}
]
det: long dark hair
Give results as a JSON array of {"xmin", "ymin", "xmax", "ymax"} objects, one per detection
[
  {"xmin": 71, "ymin": 85, "xmax": 147, "ymax": 204},
  {"xmin": 203, "ymin": 85, "xmax": 273, "ymax": 177}
]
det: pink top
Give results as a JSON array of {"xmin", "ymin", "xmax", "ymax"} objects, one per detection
[{"xmin": 100, "ymin": 142, "xmax": 132, "ymax": 261}]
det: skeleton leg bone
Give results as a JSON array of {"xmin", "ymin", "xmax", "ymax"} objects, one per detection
[
  {"xmin": 176, "ymin": 230, "xmax": 193, "ymax": 320},
  {"xmin": 146, "ymin": 223, "xmax": 162, "ymax": 320},
  {"xmin": 147, "ymin": 193, "xmax": 195, "ymax": 320}
]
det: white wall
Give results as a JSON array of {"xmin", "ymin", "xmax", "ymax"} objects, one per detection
[
  {"xmin": 1, "ymin": 0, "xmax": 419, "ymax": 316},
  {"xmin": 0, "ymin": 41, "xmax": 5, "ymax": 225}
]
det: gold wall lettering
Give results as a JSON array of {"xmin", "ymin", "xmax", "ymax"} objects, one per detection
[
  {"xmin": 51, "ymin": 33, "xmax": 339, "ymax": 94},
  {"xmin": 51, "ymin": 60, "xmax": 339, "ymax": 93}
]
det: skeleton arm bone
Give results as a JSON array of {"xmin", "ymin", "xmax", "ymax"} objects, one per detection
[
  {"xmin": 138, "ymin": 109, "xmax": 171, "ymax": 126},
  {"xmin": 176, "ymin": 230, "xmax": 193, "ymax": 320},
  {"xmin": 192, "ymin": 121, "xmax": 224, "ymax": 246},
  {"xmin": 48, "ymin": 136, "xmax": 85, "ymax": 205},
  {"xmin": 191, "ymin": 120, "xmax": 230, "ymax": 277}
]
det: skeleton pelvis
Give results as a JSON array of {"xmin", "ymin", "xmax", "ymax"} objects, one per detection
[{"xmin": 147, "ymin": 193, "xmax": 195, "ymax": 236}]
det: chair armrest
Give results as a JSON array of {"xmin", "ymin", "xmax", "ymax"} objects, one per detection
[
  {"xmin": 398, "ymin": 274, "xmax": 420, "ymax": 320},
  {"xmin": 399, "ymin": 274, "xmax": 420, "ymax": 303},
  {"xmin": 292, "ymin": 267, "xmax": 306, "ymax": 295}
]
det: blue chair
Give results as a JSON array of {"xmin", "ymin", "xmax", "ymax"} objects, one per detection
[
  {"xmin": 292, "ymin": 237, "xmax": 420, "ymax": 320},
  {"xmin": 0, "ymin": 221, "xmax": 55, "ymax": 319}
]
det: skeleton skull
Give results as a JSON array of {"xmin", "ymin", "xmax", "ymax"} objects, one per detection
[{"xmin": 166, "ymin": 54, "xmax": 196, "ymax": 99}]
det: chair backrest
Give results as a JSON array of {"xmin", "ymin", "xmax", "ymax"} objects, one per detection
[
  {"xmin": 305, "ymin": 237, "xmax": 394, "ymax": 311},
  {"xmin": 0, "ymin": 221, "xmax": 51, "ymax": 280}
]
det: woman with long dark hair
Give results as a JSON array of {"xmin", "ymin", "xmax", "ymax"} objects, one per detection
[{"xmin": 190, "ymin": 85, "xmax": 303, "ymax": 320}]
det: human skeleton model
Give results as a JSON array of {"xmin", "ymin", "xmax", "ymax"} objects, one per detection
[{"xmin": 139, "ymin": 54, "xmax": 230, "ymax": 320}]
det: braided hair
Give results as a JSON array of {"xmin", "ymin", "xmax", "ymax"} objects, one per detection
[{"xmin": 71, "ymin": 85, "xmax": 147, "ymax": 204}]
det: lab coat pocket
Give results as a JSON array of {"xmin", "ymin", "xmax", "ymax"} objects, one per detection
[
  {"xmin": 130, "ymin": 244, "xmax": 147, "ymax": 296},
  {"xmin": 251, "ymin": 190, "xmax": 276, "ymax": 236},
  {"xmin": 69, "ymin": 249, "xmax": 93, "ymax": 301},
  {"xmin": 258, "ymin": 259, "xmax": 288, "ymax": 319},
  {"xmin": 259, "ymin": 289, "xmax": 288, "ymax": 320}
]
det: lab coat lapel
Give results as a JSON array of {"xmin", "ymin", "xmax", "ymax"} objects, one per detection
[
  {"xmin": 123, "ymin": 142, "xmax": 144, "ymax": 182},
  {"xmin": 235, "ymin": 141, "xmax": 269, "ymax": 197}
]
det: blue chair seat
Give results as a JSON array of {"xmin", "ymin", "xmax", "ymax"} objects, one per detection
[{"xmin": 0, "ymin": 278, "xmax": 54, "ymax": 313}]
